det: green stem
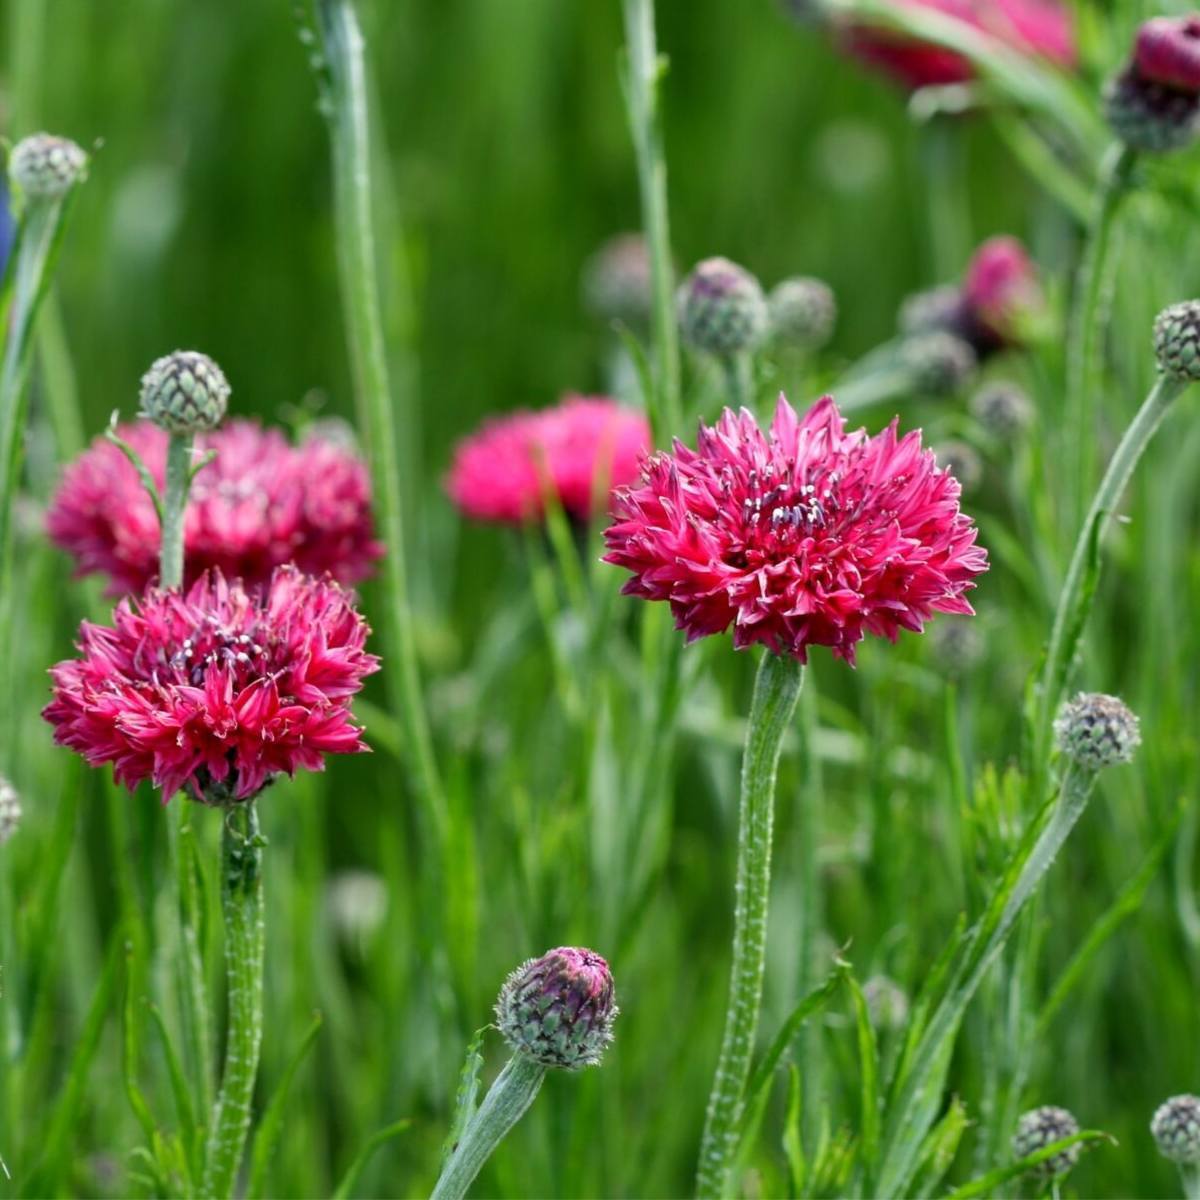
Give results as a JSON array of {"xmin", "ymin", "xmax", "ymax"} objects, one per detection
[
  {"xmin": 696, "ymin": 652, "xmax": 804, "ymax": 1199},
  {"xmin": 874, "ymin": 764, "xmax": 1095, "ymax": 1197},
  {"xmin": 316, "ymin": 0, "xmax": 447, "ymax": 834},
  {"xmin": 159, "ymin": 432, "xmax": 193, "ymax": 590},
  {"xmin": 201, "ymin": 801, "xmax": 265, "ymax": 1200},
  {"xmin": 621, "ymin": 0, "xmax": 682, "ymax": 442},
  {"xmin": 721, "ymin": 354, "xmax": 752, "ymax": 411},
  {"xmin": 1179, "ymin": 1162, "xmax": 1200, "ymax": 1200},
  {"xmin": 1064, "ymin": 143, "xmax": 1137, "ymax": 530},
  {"xmin": 430, "ymin": 1053, "xmax": 547, "ymax": 1200},
  {"xmin": 1032, "ymin": 374, "xmax": 1186, "ymax": 784}
]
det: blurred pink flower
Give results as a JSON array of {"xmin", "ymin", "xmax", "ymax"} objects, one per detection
[
  {"xmin": 1135, "ymin": 16, "xmax": 1200, "ymax": 92},
  {"xmin": 446, "ymin": 395, "xmax": 650, "ymax": 524},
  {"xmin": 43, "ymin": 566, "xmax": 379, "ymax": 803},
  {"xmin": 844, "ymin": 0, "xmax": 1076, "ymax": 90},
  {"xmin": 961, "ymin": 235, "xmax": 1044, "ymax": 351},
  {"xmin": 603, "ymin": 395, "xmax": 986, "ymax": 664},
  {"xmin": 46, "ymin": 419, "xmax": 383, "ymax": 596}
]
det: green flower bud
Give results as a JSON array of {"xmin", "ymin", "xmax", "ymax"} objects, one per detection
[
  {"xmin": 934, "ymin": 439, "xmax": 982, "ymax": 493},
  {"xmin": 496, "ymin": 946, "xmax": 617, "ymax": 1070},
  {"xmin": 970, "ymin": 381, "xmax": 1034, "ymax": 437},
  {"xmin": 1104, "ymin": 69, "xmax": 1200, "ymax": 154},
  {"xmin": 768, "ymin": 276, "xmax": 836, "ymax": 351},
  {"xmin": 1152, "ymin": 1095, "xmax": 1200, "ymax": 1165},
  {"xmin": 1053, "ymin": 692, "xmax": 1140, "ymax": 771},
  {"xmin": 1154, "ymin": 301, "xmax": 1200, "ymax": 382},
  {"xmin": 139, "ymin": 351, "xmax": 230, "ymax": 435},
  {"xmin": 900, "ymin": 331, "xmax": 977, "ymax": 397},
  {"xmin": 898, "ymin": 285, "xmax": 962, "ymax": 338},
  {"xmin": 1012, "ymin": 1106, "xmax": 1081, "ymax": 1178},
  {"xmin": 8, "ymin": 133, "xmax": 87, "ymax": 198},
  {"xmin": 678, "ymin": 257, "xmax": 768, "ymax": 357}
]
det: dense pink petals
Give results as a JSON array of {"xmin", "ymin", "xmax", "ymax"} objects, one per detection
[
  {"xmin": 42, "ymin": 566, "xmax": 380, "ymax": 803},
  {"xmin": 46, "ymin": 420, "xmax": 383, "ymax": 596},
  {"xmin": 446, "ymin": 395, "xmax": 651, "ymax": 524},
  {"xmin": 603, "ymin": 395, "xmax": 987, "ymax": 664},
  {"xmin": 1135, "ymin": 16, "xmax": 1200, "ymax": 92},
  {"xmin": 844, "ymin": 0, "xmax": 1076, "ymax": 91}
]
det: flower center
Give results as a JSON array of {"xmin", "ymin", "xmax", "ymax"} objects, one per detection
[
  {"xmin": 169, "ymin": 617, "xmax": 268, "ymax": 686},
  {"xmin": 738, "ymin": 464, "xmax": 841, "ymax": 545}
]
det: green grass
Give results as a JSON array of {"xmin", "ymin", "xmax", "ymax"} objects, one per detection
[{"xmin": 4, "ymin": 0, "xmax": 1200, "ymax": 1196}]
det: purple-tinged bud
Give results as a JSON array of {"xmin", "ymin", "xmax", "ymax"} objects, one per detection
[
  {"xmin": 1104, "ymin": 67, "xmax": 1200, "ymax": 153},
  {"xmin": 934, "ymin": 440, "xmax": 982, "ymax": 493},
  {"xmin": 582, "ymin": 233, "xmax": 653, "ymax": 327},
  {"xmin": 1012, "ymin": 1106, "xmax": 1081, "ymax": 1178},
  {"xmin": 0, "ymin": 776, "xmax": 20, "ymax": 845},
  {"xmin": 1152, "ymin": 1095, "xmax": 1200, "ymax": 1164},
  {"xmin": 900, "ymin": 330, "xmax": 977, "ymax": 396},
  {"xmin": 1053, "ymin": 693, "xmax": 1140, "ymax": 771},
  {"xmin": 962, "ymin": 237, "xmax": 1045, "ymax": 352},
  {"xmin": 970, "ymin": 380, "xmax": 1034, "ymax": 437},
  {"xmin": 1154, "ymin": 301, "xmax": 1200, "ymax": 382},
  {"xmin": 1136, "ymin": 17, "xmax": 1200, "ymax": 92},
  {"xmin": 139, "ymin": 351, "xmax": 230, "ymax": 435},
  {"xmin": 496, "ymin": 946, "xmax": 617, "ymax": 1070},
  {"xmin": 768, "ymin": 276, "xmax": 837, "ymax": 351},
  {"xmin": 899, "ymin": 285, "xmax": 964, "ymax": 339},
  {"xmin": 8, "ymin": 134, "xmax": 87, "ymax": 198},
  {"xmin": 678, "ymin": 257, "xmax": 768, "ymax": 357}
]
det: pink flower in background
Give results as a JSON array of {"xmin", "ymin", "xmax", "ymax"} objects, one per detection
[
  {"xmin": 446, "ymin": 395, "xmax": 650, "ymax": 524},
  {"xmin": 844, "ymin": 0, "xmax": 1076, "ymax": 90},
  {"xmin": 1135, "ymin": 16, "xmax": 1200, "ymax": 92},
  {"xmin": 43, "ymin": 567, "xmax": 379, "ymax": 803},
  {"xmin": 46, "ymin": 419, "xmax": 383, "ymax": 596},
  {"xmin": 961, "ymin": 235, "xmax": 1044, "ymax": 350},
  {"xmin": 604, "ymin": 395, "xmax": 986, "ymax": 664}
]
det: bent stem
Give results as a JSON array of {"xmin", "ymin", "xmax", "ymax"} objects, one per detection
[
  {"xmin": 1064, "ymin": 143, "xmax": 1138, "ymax": 530},
  {"xmin": 1032, "ymin": 373, "xmax": 1186, "ymax": 788},
  {"xmin": 430, "ymin": 1052, "xmax": 546, "ymax": 1200},
  {"xmin": 697, "ymin": 651, "xmax": 804, "ymax": 1199},
  {"xmin": 201, "ymin": 801, "xmax": 265, "ymax": 1200}
]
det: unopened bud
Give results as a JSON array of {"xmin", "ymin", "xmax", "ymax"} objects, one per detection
[
  {"xmin": 139, "ymin": 351, "xmax": 230, "ymax": 435},
  {"xmin": 9, "ymin": 134, "xmax": 87, "ymax": 198},
  {"xmin": 900, "ymin": 331, "xmax": 976, "ymax": 397},
  {"xmin": 768, "ymin": 277, "xmax": 836, "ymax": 351},
  {"xmin": 1012, "ymin": 1106, "xmax": 1081, "ymax": 1178},
  {"xmin": 1154, "ymin": 301, "xmax": 1200, "ymax": 382},
  {"xmin": 678, "ymin": 257, "xmax": 768, "ymax": 357},
  {"xmin": 1152, "ymin": 1095, "xmax": 1200, "ymax": 1165},
  {"xmin": 1053, "ymin": 692, "xmax": 1141, "ymax": 771}
]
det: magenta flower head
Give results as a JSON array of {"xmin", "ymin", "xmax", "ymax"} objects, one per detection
[
  {"xmin": 446, "ymin": 395, "xmax": 650, "ymax": 525},
  {"xmin": 496, "ymin": 947, "xmax": 618, "ymax": 1069},
  {"xmin": 1106, "ymin": 15, "xmax": 1200, "ymax": 152},
  {"xmin": 46, "ymin": 419, "xmax": 383, "ymax": 596},
  {"xmin": 604, "ymin": 395, "xmax": 987, "ymax": 664},
  {"xmin": 1136, "ymin": 16, "xmax": 1200, "ymax": 92},
  {"xmin": 840, "ymin": 0, "xmax": 1076, "ymax": 91},
  {"xmin": 42, "ymin": 566, "xmax": 380, "ymax": 804},
  {"xmin": 961, "ymin": 236, "xmax": 1044, "ymax": 352}
]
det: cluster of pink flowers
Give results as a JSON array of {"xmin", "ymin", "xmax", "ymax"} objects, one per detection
[
  {"xmin": 446, "ymin": 395, "xmax": 650, "ymax": 524},
  {"xmin": 44, "ymin": 567, "xmax": 379, "ymax": 803},
  {"xmin": 47, "ymin": 419, "xmax": 382, "ymax": 595},
  {"xmin": 843, "ymin": 0, "xmax": 1076, "ymax": 91},
  {"xmin": 604, "ymin": 395, "xmax": 986, "ymax": 664}
]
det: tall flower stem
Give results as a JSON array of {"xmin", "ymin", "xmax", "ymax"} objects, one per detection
[
  {"xmin": 201, "ymin": 801, "xmax": 265, "ymax": 1200},
  {"xmin": 1032, "ymin": 374, "xmax": 1186, "ymax": 787},
  {"xmin": 1064, "ymin": 143, "xmax": 1138, "ymax": 529},
  {"xmin": 430, "ymin": 1053, "xmax": 547, "ymax": 1200},
  {"xmin": 1178, "ymin": 1162, "xmax": 1200, "ymax": 1200},
  {"xmin": 697, "ymin": 651, "xmax": 804, "ymax": 1198},
  {"xmin": 315, "ymin": 0, "xmax": 447, "ymax": 835},
  {"xmin": 159, "ymin": 432, "xmax": 193, "ymax": 590},
  {"xmin": 621, "ymin": 0, "xmax": 682, "ymax": 443}
]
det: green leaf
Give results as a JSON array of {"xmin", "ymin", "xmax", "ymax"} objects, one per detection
[
  {"xmin": 781, "ymin": 1064, "xmax": 806, "ymax": 1198},
  {"xmin": 442, "ymin": 1025, "xmax": 491, "ymax": 1166},
  {"xmin": 332, "ymin": 1118, "xmax": 413, "ymax": 1200},
  {"xmin": 945, "ymin": 1130, "xmax": 1115, "ymax": 1198},
  {"xmin": 846, "ymin": 968, "xmax": 881, "ymax": 1176},
  {"xmin": 909, "ymin": 1095, "xmax": 969, "ymax": 1199}
]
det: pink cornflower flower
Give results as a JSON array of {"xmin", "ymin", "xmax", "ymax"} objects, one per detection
[
  {"xmin": 603, "ymin": 395, "xmax": 986, "ymax": 664},
  {"xmin": 446, "ymin": 395, "xmax": 650, "ymax": 524},
  {"xmin": 1136, "ymin": 16, "xmax": 1200, "ymax": 92},
  {"xmin": 46, "ymin": 419, "xmax": 383, "ymax": 596},
  {"xmin": 961, "ymin": 235, "xmax": 1044, "ymax": 351},
  {"xmin": 843, "ymin": 0, "xmax": 1076, "ymax": 91},
  {"xmin": 43, "ymin": 566, "xmax": 379, "ymax": 803}
]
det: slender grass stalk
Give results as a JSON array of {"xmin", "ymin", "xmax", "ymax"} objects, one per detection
[
  {"xmin": 620, "ymin": 0, "xmax": 682, "ymax": 442},
  {"xmin": 1064, "ymin": 144, "xmax": 1138, "ymax": 529},
  {"xmin": 1032, "ymin": 374, "xmax": 1186, "ymax": 784},
  {"xmin": 201, "ymin": 802, "xmax": 266, "ymax": 1200},
  {"xmin": 431, "ymin": 1053, "xmax": 547, "ymax": 1200},
  {"xmin": 314, "ymin": 0, "xmax": 447, "ymax": 834},
  {"xmin": 697, "ymin": 651, "xmax": 804, "ymax": 1198}
]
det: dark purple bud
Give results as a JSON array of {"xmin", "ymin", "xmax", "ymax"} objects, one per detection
[{"xmin": 1135, "ymin": 16, "xmax": 1200, "ymax": 92}]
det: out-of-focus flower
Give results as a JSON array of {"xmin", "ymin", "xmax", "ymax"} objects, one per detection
[
  {"xmin": 835, "ymin": 0, "xmax": 1076, "ymax": 92},
  {"xmin": 1012, "ymin": 1106, "xmax": 1082, "ymax": 1178},
  {"xmin": 863, "ymin": 974, "xmax": 909, "ymax": 1030},
  {"xmin": 970, "ymin": 380, "xmax": 1034, "ymax": 436},
  {"xmin": 768, "ymin": 277, "xmax": 837, "ymax": 351},
  {"xmin": 1106, "ymin": 16, "xmax": 1200, "ymax": 152},
  {"xmin": 931, "ymin": 614, "xmax": 984, "ymax": 674},
  {"xmin": 934, "ymin": 439, "xmax": 982, "ymax": 492},
  {"xmin": 8, "ymin": 133, "xmax": 87, "ymax": 198},
  {"xmin": 43, "ymin": 567, "xmax": 379, "ymax": 804},
  {"xmin": 1152, "ymin": 1095, "xmax": 1200, "ymax": 1164},
  {"xmin": 446, "ymin": 395, "xmax": 650, "ymax": 525},
  {"xmin": 604, "ymin": 395, "xmax": 987, "ymax": 664},
  {"xmin": 1053, "ymin": 692, "xmax": 1141, "ymax": 771},
  {"xmin": 582, "ymin": 233, "xmax": 653, "ymax": 328},
  {"xmin": 900, "ymin": 330, "xmax": 978, "ymax": 395},
  {"xmin": 326, "ymin": 869, "xmax": 389, "ymax": 956},
  {"xmin": 47, "ymin": 419, "xmax": 383, "ymax": 596},
  {"xmin": 0, "ymin": 776, "xmax": 21, "ymax": 845},
  {"xmin": 678, "ymin": 257, "xmax": 769, "ymax": 357},
  {"xmin": 496, "ymin": 947, "xmax": 618, "ymax": 1069}
]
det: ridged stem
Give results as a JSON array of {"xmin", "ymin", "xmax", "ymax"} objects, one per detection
[
  {"xmin": 201, "ymin": 801, "xmax": 265, "ymax": 1200},
  {"xmin": 1032, "ymin": 373, "xmax": 1186, "ymax": 786},
  {"xmin": 316, "ymin": 0, "xmax": 447, "ymax": 836},
  {"xmin": 621, "ymin": 0, "xmax": 682, "ymax": 443},
  {"xmin": 697, "ymin": 652, "xmax": 804, "ymax": 1198},
  {"xmin": 159, "ymin": 432, "xmax": 193, "ymax": 590},
  {"xmin": 1064, "ymin": 143, "xmax": 1137, "ymax": 531},
  {"xmin": 430, "ymin": 1052, "xmax": 546, "ymax": 1200}
]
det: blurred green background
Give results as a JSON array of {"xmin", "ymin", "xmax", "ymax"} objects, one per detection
[{"xmin": 6, "ymin": 0, "xmax": 1200, "ymax": 1197}]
